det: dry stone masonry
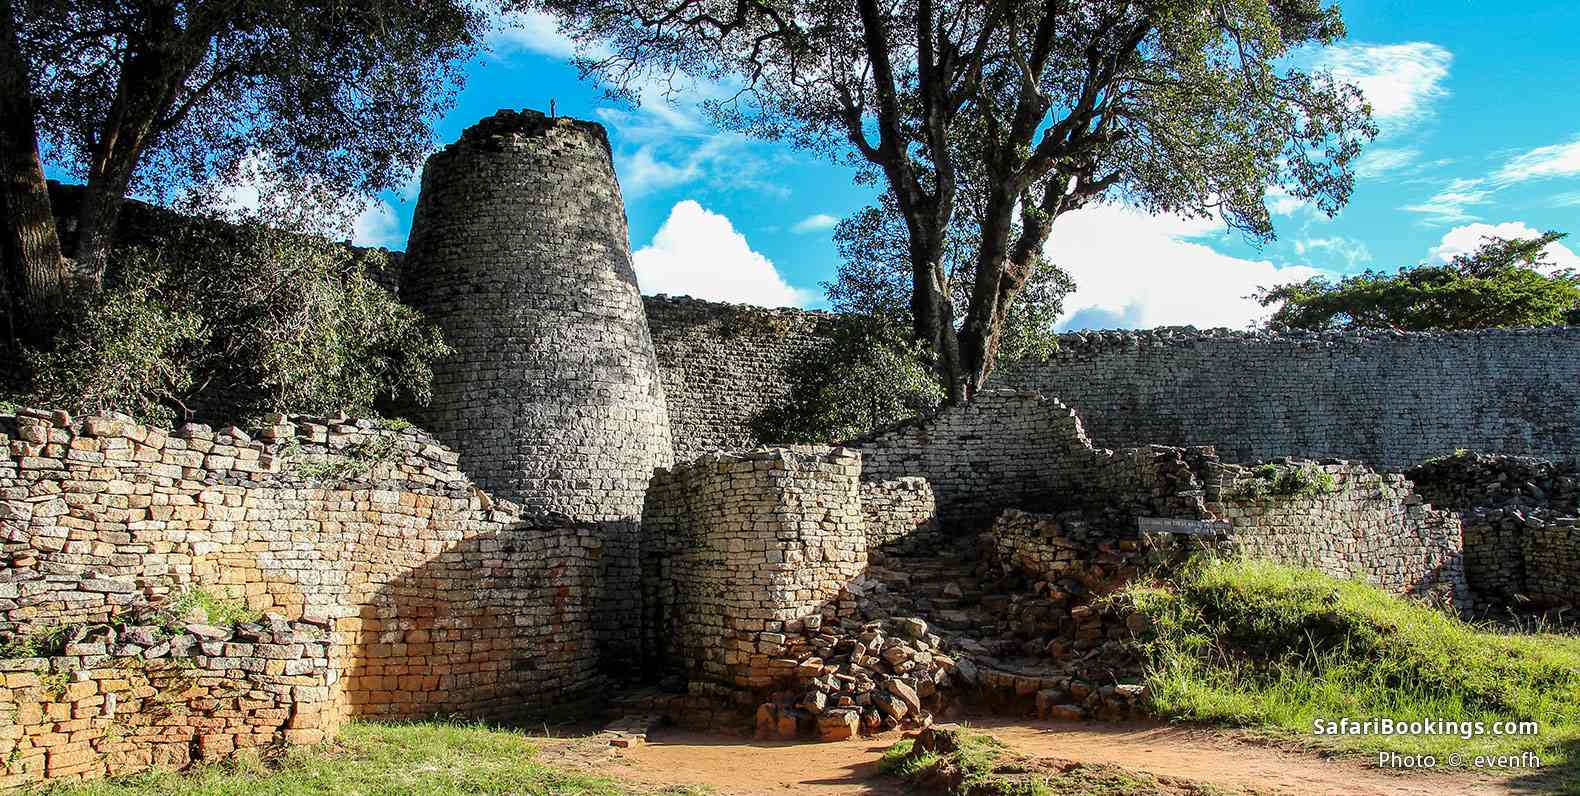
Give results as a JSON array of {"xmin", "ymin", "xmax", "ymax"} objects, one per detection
[
  {"xmin": 0, "ymin": 410, "xmax": 610, "ymax": 746},
  {"xmin": 1407, "ymin": 453, "xmax": 1580, "ymax": 609},
  {"xmin": 400, "ymin": 109, "xmax": 674, "ymax": 673},
  {"xmin": 6, "ymin": 107, "xmax": 1570, "ymax": 786},
  {"xmin": 991, "ymin": 326, "xmax": 1580, "ymax": 468},
  {"xmin": 0, "ymin": 615, "xmax": 333, "ymax": 789},
  {"xmin": 643, "ymin": 296, "xmax": 847, "ymax": 460}
]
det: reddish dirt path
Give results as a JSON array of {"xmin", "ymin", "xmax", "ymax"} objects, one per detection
[{"xmin": 546, "ymin": 720, "xmax": 1522, "ymax": 796}]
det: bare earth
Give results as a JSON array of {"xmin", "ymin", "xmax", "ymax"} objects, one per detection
[{"xmin": 543, "ymin": 719, "xmax": 1524, "ymax": 796}]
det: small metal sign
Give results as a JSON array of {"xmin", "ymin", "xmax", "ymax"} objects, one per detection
[{"xmin": 1137, "ymin": 516, "xmax": 1231, "ymax": 536}]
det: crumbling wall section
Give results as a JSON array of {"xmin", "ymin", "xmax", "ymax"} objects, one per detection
[{"xmin": 1405, "ymin": 453, "xmax": 1580, "ymax": 607}]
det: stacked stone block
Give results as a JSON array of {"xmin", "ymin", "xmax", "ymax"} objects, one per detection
[
  {"xmin": 0, "ymin": 409, "xmax": 606, "ymax": 737},
  {"xmin": 1406, "ymin": 453, "xmax": 1580, "ymax": 607},
  {"xmin": 1206, "ymin": 461, "xmax": 1467, "ymax": 605},
  {"xmin": 993, "ymin": 326, "xmax": 1580, "ymax": 468},
  {"xmin": 0, "ymin": 617, "xmax": 331, "ymax": 789},
  {"xmin": 400, "ymin": 109, "xmax": 674, "ymax": 672},
  {"xmin": 859, "ymin": 477, "xmax": 941, "ymax": 554},
  {"xmin": 641, "ymin": 448, "xmax": 866, "ymax": 700},
  {"xmin": 845, "ymin": 391, "xmax": 1076, "ymax": 529}
]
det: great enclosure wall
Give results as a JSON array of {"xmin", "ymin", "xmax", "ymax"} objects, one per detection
[{"xmin": 2, "ymin": 109, "xmax": 1577, "ymax": 788}]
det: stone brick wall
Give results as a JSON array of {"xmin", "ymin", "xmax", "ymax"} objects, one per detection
[
  {"xmin": 993, "ymin": 326, "xmax": 1580, "ymax": 468},
  {"xmin": 640, "ymin": 448, "xmax": 866, "ymax": 700},
  {"xmin": 0, "ymin": 409, "xmax": 608, "ymax": 730},
  {"xmin": 844, "ymin": 391, "xmax": 1076, "ymax": 529},
  {"xmin": 400, "ymin": 110, "xmax": 674, "ymax": 672},
  {"xmin": 859, "ymin": 478, "xmax": 940, "ymax": 554},
  {"xmin": 642, "ymin": 296, "xmax": 845, "ymax": 459},
  {"xmin": 1405, "ymin": 453, "xmax": 1580, "ymax": 607},
  {"xmin": 0, "ymin": 617, "xmax": 332, "ymax": 789},
  {"xmin": 853, "ymin": 391, "xmax": 1466, "ymax": 604},
  {"xmin": 1207, "ymin": 462, "xmax": 1467, "ymax": 605}
]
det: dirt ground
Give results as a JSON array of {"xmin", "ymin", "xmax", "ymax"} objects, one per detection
[{"xmin": 540, "ymin": 718, "xmax": 1527, "ymax": 796}]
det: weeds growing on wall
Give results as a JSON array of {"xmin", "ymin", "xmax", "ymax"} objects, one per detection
[
  {"xmin": 160, "ymin": 588, "xmax": 261, "ymax": 628},
  {"xmin": 1122, "ymin": 557, "xmax": 1580, "ymax": 785},
  {"xmin": 0, "ymin": 623, "xmax": 69, "ymax": 659},
  {"xmin": 12, "ymin": 219, "xmax": 449, "ymax": 426},
  {"xmin": 1226, "ymin": 464, "xmax": 1338, "ymax": 500}
]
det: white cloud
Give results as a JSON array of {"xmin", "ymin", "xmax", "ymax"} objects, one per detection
[
  {"xmin": 486, "ymin": 10, "xmax": 592, "ymax": 60},
  {"xmin": 792, "ymin": 214, "xmax": 839, "ymax": 234},
  {"xmin": 632, "ymin": 200, "xmax": 814, "ymax": 306},
  {"xmin": 1401, "ymin": 177, "xmax": 1493, "ymax": 224},
  {"xmin": 1307, "ymin": 42, "xmax": 1452, "ymax": 131},
  {"xmin": 1494, "ymin": 137, "xmax": 1580, "ymax": 184},
  {"xmin": 1295, "ymin": 236, "xmax": 1372, "ymax": 268},
  {"xmin": 1264, "ymin": 185, "xmax": 1307, "ymax": 216},
  {"xmin": 1428, "ymin": 222, "xmax": 1580, "ymax": 273},
  {"xmin": 351, "ymin": 201, "xmax": 405, "ymax": 249},
  {"xmin": 1049, "ymin": 204, "xmax": 1331, "ymax": 331},
  {"xmin": 1354, "ymin": 146, "xmax": 1423, "ymax": 179}
]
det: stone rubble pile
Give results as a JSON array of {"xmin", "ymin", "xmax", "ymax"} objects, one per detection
[{"xmin": 754, "ymin": 614, "xmax": 960, "ymax": 741}]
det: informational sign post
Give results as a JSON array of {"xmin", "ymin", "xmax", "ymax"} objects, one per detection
[{"xmin": 1136, "ymin": 516, "xmax": 1232, "ymax": 536}]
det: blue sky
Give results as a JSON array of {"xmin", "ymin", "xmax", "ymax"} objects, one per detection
[{"xmin": 351, "ymin": 0, "xmax": 1580, "ymax": 329}]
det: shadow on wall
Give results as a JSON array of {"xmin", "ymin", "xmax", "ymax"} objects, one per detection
[{"xmin": 332, "ymin": 518, "xmax": 608, "ymax": 723}]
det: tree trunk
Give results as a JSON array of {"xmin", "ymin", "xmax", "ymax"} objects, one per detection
[
  {"xmin": 0, "ymin": 0, "xmax": 66, "ymax": 343},
  {"xmin": 74, "ymin": 5, "xmax": 195, "ymax": 282}
]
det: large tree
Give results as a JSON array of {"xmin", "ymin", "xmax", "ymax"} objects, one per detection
[
  {"xmin": 539, "ymin": 0, "xmax": 1375, "ymax": 401},
  {"xmin": 0, "ymin": 0, "xmax": 484, "ymax": 341},
  {"xmin": 1255, "ymin": 232, "xmax": 1580, "ymax": 331}
]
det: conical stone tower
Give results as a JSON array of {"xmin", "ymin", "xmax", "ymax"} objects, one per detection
[{"xmin": 401, "ymin": 109, "xmax": 674, "ymax": 672}]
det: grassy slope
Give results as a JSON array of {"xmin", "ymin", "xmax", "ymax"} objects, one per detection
[
  {"xmin": 32, "ymin": 722, "xmax": 706, "ymax": 796},
  {"xmin": 1120, "ymin": 557, "xmax": 1580, "ymax": 788}
]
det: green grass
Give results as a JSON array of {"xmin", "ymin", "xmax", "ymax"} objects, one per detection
[
  {"xmin": 880, "ymin": 728, "xmax": 1241, "ymax": 796},
  {"xmin": 1120, "ymin": 557, "xmax": 1580, "ymax": 788},
  {"xmin": 32, "ymin": 721, "xmax": 708, "ymax": 795},
  {"xmin": 163, "ymin": 587, "xmax": 260, "ymax": 628}
]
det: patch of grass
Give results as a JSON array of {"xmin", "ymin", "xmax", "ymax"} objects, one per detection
[
  {"xmin": 162, "ymin": 587, "xmax": 260, "ymax": 628},
  {"xmin": 882, "ymin": 728, "xmax": 1234, "ymax": 796},
  {"xmin": 1123, "ymin": 557, "xmax": 1580, "ymax": 787},
  {"xmin": 31, "ymin": 721, "xmax": 709, "ymax": 795}
]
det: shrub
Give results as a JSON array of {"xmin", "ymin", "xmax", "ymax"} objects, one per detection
[
  {"xmin": 21, "ymin": 219, "xmax": 449, "ymax": 425},
  {"xmin": 750, "ymin": 318, "xmax": 944, "ymax": 444}
]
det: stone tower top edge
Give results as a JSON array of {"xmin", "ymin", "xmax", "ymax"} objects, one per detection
[{"xmin": 438, "ymin": 107, "xmax": 613, "ymax": 157}]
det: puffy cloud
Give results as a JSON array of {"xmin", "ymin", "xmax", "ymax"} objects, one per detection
[
  {"xmin": 1428, "ymin": 222, "xmax": 1580, "ymax": 273},
  {"xmin": 632, "ymin": 200, "xmax": 815, "ymax": 306},
  {"xmin": 1048, "ymin": 204, "xmax": 1331, "ymax": 331},
  {"xmin": 1306, "ymin": 42, "xmax": 1452, "ymax": 131},
  {"xmin": 1494, "ymin": 136, "xmax": 1580, "ymax": 184},
  {"xmin": 792, "ymin": 213, "xmax": 839, "ymax": 233}
]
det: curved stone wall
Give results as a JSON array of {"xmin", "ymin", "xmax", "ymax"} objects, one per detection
[
  {"xmin": 992, "ymin": 326, "xmax": 1580, "ymax": 468},
  {"xmin": 402, "ymin": 108, "xmax": 673, "ymax": 519},
  {"xmin": 401, "ymin": 110, "xmax": 673, "ymax": 672}
]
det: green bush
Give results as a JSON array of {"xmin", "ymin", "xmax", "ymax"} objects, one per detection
[
  {"xmin": 750, "ymin": 318, "xmax": 943, "ymax": 444},
  {"xmin": 21, "ymin": 220, "xmax": 449, "ymax": 425}
]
